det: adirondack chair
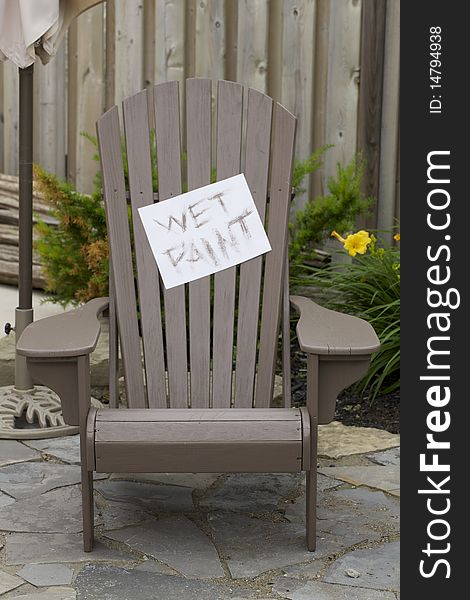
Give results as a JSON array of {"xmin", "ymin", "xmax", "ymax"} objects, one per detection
[{"xmin": 16, "ymin": 79, "xmax": 380, "ymax": 553}]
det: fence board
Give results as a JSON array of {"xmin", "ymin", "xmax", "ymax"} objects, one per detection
[
  {"xmin": 143, "ymin": 0, "xmax": 156, "ymax": 89},
  {"xmin": 154, "ymin": 0, "xmax": 186, "ymax": 129},
  {"xmin": 311, "ymin": 0, "xmax": 329, "ymax": 198},
  {"xmin": 280, "ymin": 0, "xmax": 315, "ymax": 209},
  {"xmin": 395, "ymin": 131, "xmax": 400, "ymax": 229},
  {"xmin": 154, "ymin": 0, "xmax": 186, "ymax": 85},
  {"xmin": 224, "ymin": 0, "xmax": 238, "ymax": 81},
  {"xmin": 357, "ymin": 0, "xmax": 387, "ymax": 226},
  {"xmin": 235, "ymin": 0, "xmax": 269, "ymax": 168},
  {"xmin": 109, "ymin": 0, "xmax": 144, "ymax": 107},
  {"xmin": 267, "ymin": 0, "xmax": 282, "ymax": 101},
  {"xmin": 236, "ymin": 0, "xmax": 269, "ymax": 92},
  {"xmin": 105, "ymin": 0, "xmax": 116, "ymax": 110},
  {"xmin": 2, "ymin": 60, "xmax": 19, "ymax": 176},
  {"xmin": 194, "ymin": 0, "xmax": 225, "ymax": 80},
  {"xmin": 378, "ymin": 0, "xmax": 400, "ymax": 242},
  {"xmin": 33, "ymin": 47, "xmax": 66, "ymax": 178},
  {"xmin": 67, "ymin": 3, "xmax": 105, "ymax": 193},
  {"xmin": 324, "ymin": 0, "xmax": 362, "ymax": 185}
]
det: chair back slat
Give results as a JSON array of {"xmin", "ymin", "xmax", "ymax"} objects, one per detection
[
  {"xmin": 255, "ymin": 103, "xmax": 296, "ymax": 407},
  {"xmin": 96, "ymin": 107, "xmax": 146, "ymax": 407},
  {"xmin": 211, "ymin": 80, "xmax": 244, "ymax": 408},
  {"xmin": 186, "ymin": 78, "xmax": 212, "ymax": 408},
  {"xmin": 122, "ymin": 90, "xmax": 167, "ymax": 407},
  {"xmin": 153, "ymin": 81, "xmax": 188, "ymax": 408},
  {"xmin": 234, "ymin": 89, "xmax": 273, "ymax": 407}
]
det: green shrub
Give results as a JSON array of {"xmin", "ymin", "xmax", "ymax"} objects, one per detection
[
  {"xmin": 34, "ymin": 132, "xmax": 159, "ymax": 306},
  {"xmin": 34, "ymin": 164, "xmax": 109, "ymax": 306},
  {"xmin": 291, "ymin": 145, "xmax": 331, "ymax": 194},
  {"xmin": 293, "ymin": 233, "xmax": 400, "ymax": 400},
  {"xmin": 289, "ymin": 155, "xmax": 373, "ymax": 266}
]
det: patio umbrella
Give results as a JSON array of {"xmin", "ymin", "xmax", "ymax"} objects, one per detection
[{"xmin": 0, "ymin": 0, "xmax": 103, "ymax": 390}]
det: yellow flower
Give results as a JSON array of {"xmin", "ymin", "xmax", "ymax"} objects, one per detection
[
  {"xmin": 331, "ymin": 230, "xmax": 346, "ymax": 243},
  {"xmin": 343, "ymin": 231, "xmax": 372, "ymax": 256},
  {"xmin": 394, "ymin": 233, "xmax": 400, "ymax": 241},
  {"xmin": 331, "ymin": 230, "xmax": 372, "ymax": 257}
]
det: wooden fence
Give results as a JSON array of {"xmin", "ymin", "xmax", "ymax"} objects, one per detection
[{"xmin": 0, "ymin": 0, "xmax": 400, "ymax": 240}]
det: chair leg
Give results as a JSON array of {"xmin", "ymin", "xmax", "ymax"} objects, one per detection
[
  {"xmin": 305, "ymin": 354, "xmax": 319, "ymax": 551},
  {"xmin": 76, "ymin": 355, "xmax": 94, "ymax": 552},
  {"xmin": 306, "ymin": 466, "xmax": 317, "ymax": 551},
  {"xmin": 306, "ymin": 416, "xmax": 318, "ymax": 551},
  {"xmin": 81, "ymin": 467, "xmax": 94, "ymax": 552}
]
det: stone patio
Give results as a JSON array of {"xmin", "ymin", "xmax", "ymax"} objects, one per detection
[{"xmin": 0, "ymin": 426, "xmax": 399, "ymax": 599}]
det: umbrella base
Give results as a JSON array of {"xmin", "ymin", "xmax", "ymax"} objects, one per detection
[{"xmin": 0, "ymin": 385, "xmax": 102, "ymax": 440}]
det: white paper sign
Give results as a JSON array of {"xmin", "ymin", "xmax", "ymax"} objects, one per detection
[{"xmin": 138, "ymin": 174, "xmax": 271, "ymax": 289}]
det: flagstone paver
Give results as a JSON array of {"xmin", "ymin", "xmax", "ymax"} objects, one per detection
[
  {"xmin": 16, "ymin": 564, "xmax": 74, "ymax": 587},
  {"xmin": 319, "ymin": 465, "xmax": 399, "ymax": 493},
  {"xmin": 318, "ymin": 422, "xmax": 399, "ymax": 458},
  {"xmin": 208, "ymin": 512, "xmax": 314, "ymax": 578},
  {"xmin": 23, "ymin": 436, "xmax": 80, "ymax": 464},
  {"xmin": 95, "ymin": 479, "xmax": 194, "ymax": 513},
  {"xmin": 200, "ymin": 473, "xmax": 302, "ymax": 513},
  {"xmin": 324, "ymin": 542, "xmax": 400, "ymax": 591},
  {"xmin": 132, "ymin": 559, "xmax": 179, "ymax": 576},
  {"xmin": 315, "ymin": 473, "xmax": 344, "ymax": 492},
  {"xmin": 368, "ymin": 447, "xmax": 400, "ymax": 466},
  {"xmin": 5, "ymin": 534, "xmax": 131, "ymax": 565},
  {"xmin": 74, "ymin": 564, "xmax": 253, "ymax": 599},
  {"xmin": 289, "ymin": 506, "xmax": 382, "ymax": 548},
  {"xmin": 105, "ymin": 516, "xmax": 224, "ymax": 578},
  {"xmin": 281, "ymin": 558, "xmax": 328, "ymax": 580},
  {"xmin": 97, "ymin": 499, "xmax": 153, "ymax": 531},
  {"xmin": 286, "ymin": 486, "xmax": 398, "ymax": 542},
  {"xmin": 7, "ymin": 586, "xmax": 76, "ymax": 599},
  {"xmin": 0, "ymin": 462, "xmax": 82, "ymax": 498},
  {"xmin": 273, "ymin": 578, "xmax": 397, "ymax": 600},
  {"xmin": 334, "ymin": 486, "xmax": 400, "ymax": 512},
  {"xmin": 0, "ymin": 490, "xmax": 15, "ymax": 507},
  {"xmin": 0, "ymin": 485, "xmax": 100, "ymax": 533},
  {"xmin": 313, "ymin": 488, "xmax": 400, "ymax": 534},
  {"xmin": 0, "ymin": 440, "xmax": 40, "ymax": 467},
  {"xmin": 0, "ymin": 569, "xmax": 23, "ymax": 595},
  {"xmin": 109, "ymin": 472, "xmax": 220, "ymax": 489},
  {"xmin": 0, "ymin": 462, "xmax": 105, "ymax": 501}
]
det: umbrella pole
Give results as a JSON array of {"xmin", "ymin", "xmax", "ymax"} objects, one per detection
[{"xmin": 15, "ymin": 64, "xmax": 34, "ymax": 391}]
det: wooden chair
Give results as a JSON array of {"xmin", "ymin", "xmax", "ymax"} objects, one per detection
[{"xmin": 17, "ymin": 79, "xmax": 379, "ymax": 552}]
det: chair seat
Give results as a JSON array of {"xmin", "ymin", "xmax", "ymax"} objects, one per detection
[{"xmin": 89, "ymin": 408, "xmax": 307, "ymax": 474}]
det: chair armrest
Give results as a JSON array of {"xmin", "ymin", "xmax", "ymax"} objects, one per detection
[
  {"xmin": 290, "ymin": 295, "xmax": 380, "ymax": 356},
  {"xmin": 16, "ymin": 297, "xmax": 109, "ymax": 359}
]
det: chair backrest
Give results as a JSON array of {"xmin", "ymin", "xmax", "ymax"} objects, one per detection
[{"xmin": 96, "ymin": 79, "xmax": 296, "ymax": 410}]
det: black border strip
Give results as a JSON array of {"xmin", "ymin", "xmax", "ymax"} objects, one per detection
[{"xmin": 401, "ymin": 2, "xmax": 467, "ymax": 596}]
